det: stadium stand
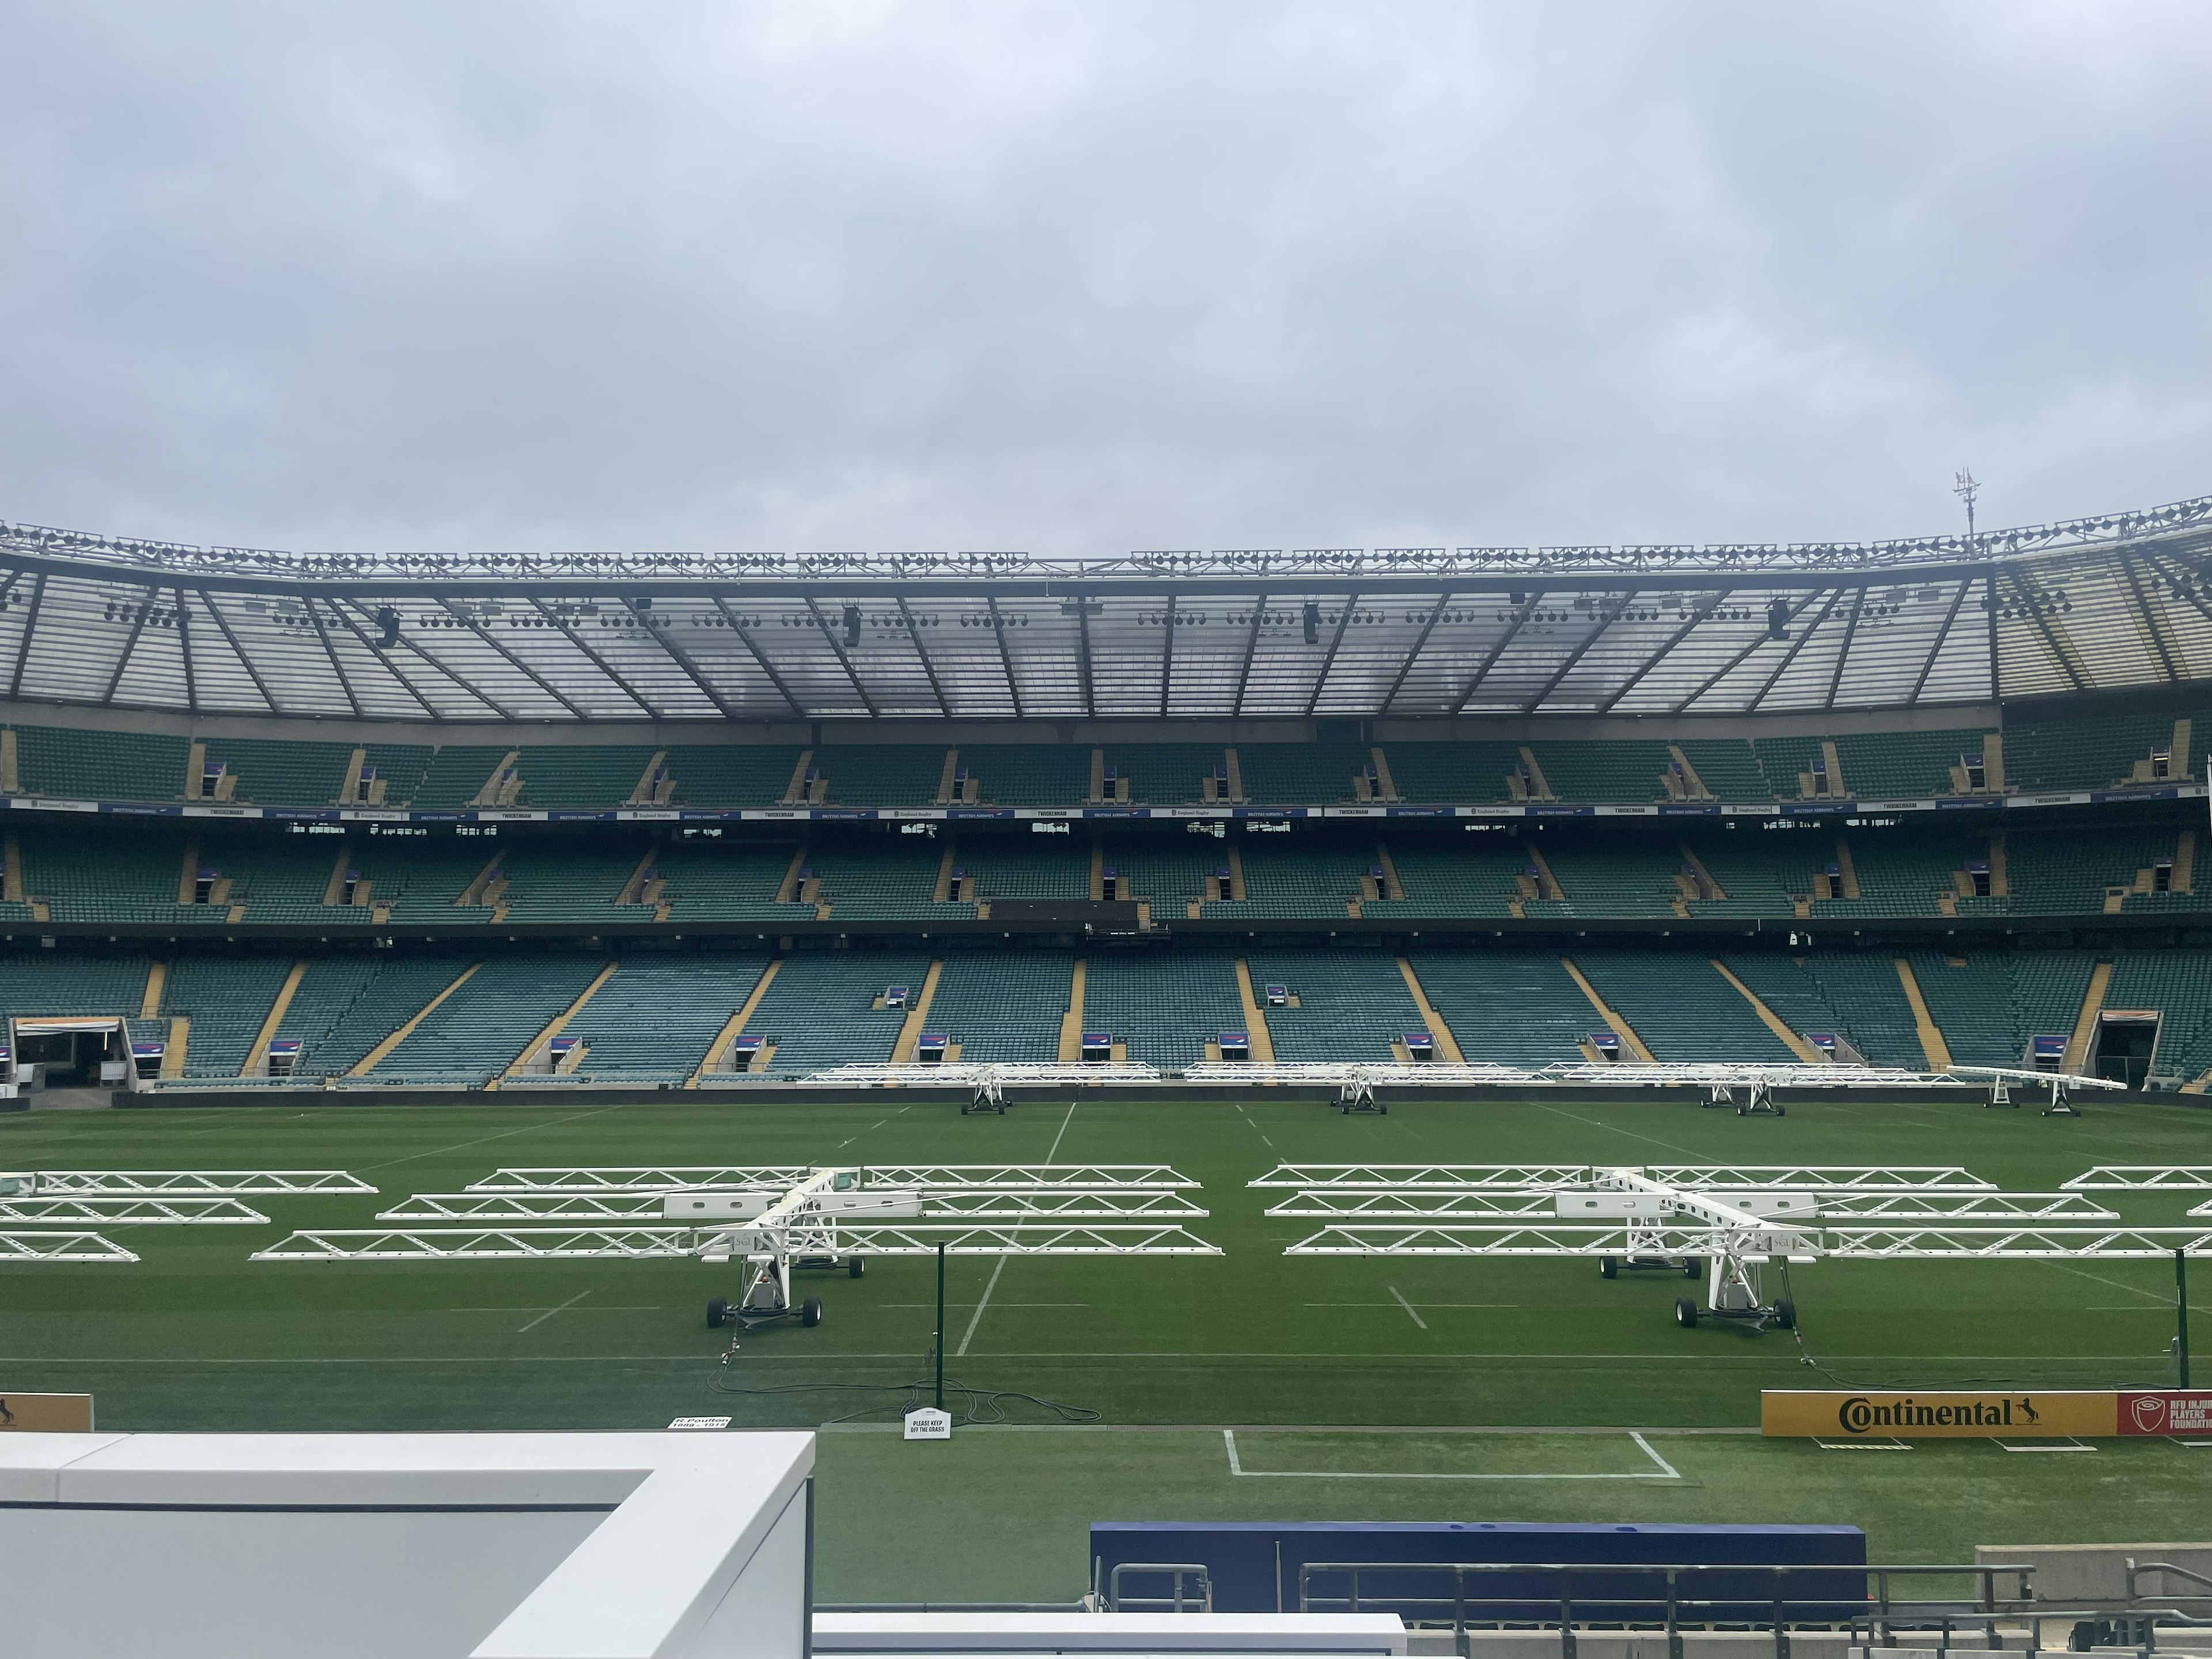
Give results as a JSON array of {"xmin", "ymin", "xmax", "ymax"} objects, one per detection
[
  {"xmin": 1719, "ymin": 953, "xmax": 1926, "ymax": 1069},
  {"xmin": 1406, "ymin": 951, "xmax": 1599, "ymax": 1066},
  {"xmin": 1107, "ymin": 744, "xmax": 1229, "ymax": 805},
  {"xmin": 924, "ymin": 952, "xmax": 1073, "ymax": 1062},
  {"xmin": 13, "ymin": 725, "xmax": 190, "ymax": 801},
  {"xmin": 559, "ymin": 957, "xmax": 771, "ymax": 1081},
  {"xmin": 368, "ymin": 956, "xmax": 608, "ymax": 1085},
  {"xmin": 159, "ymin": 957, "xmax": 294, "ymax": 1078},
  {"xmin": 1570, "ymin": 949, "xmax": 1797, "ymax": 1062},
  {"xmin": 813, "ymin": 746, "xmax": 949, "ymax": 807},
  {"xmin": 963, "ymin": 745, "xmax": 1093, "ymax": 806},
  {"xmin": 292, "ymin": 959, "xmax": 468, "ymax": 1078},
  {"xmin": 1234, "ymin": 744, "xmax": 1376, "ymax": 805},
  {"xmin": 201, "ymin": 738, "xmax": 357, "ymax": 805},
  {"xmin": 1082, "ymin": 952, "xmax": 1244, "ymax": 1069},
  {"xmin": 1380, "ymin": 741, "xmax": 1525, "ymax": 803},
  {"xmin": 510, "ymin": 747, "xmax": 659, "ymax": 809},
  {"xmin": 661, "ymin": 745, "xmax": 809, "ymax": 808},
  {"xmin": 1244, "ymin": 949, "xmax": 1423, "ymax": 1060},
  {"xmin": 747, "ymin": 950, "xmax": 932, "ymax": 1075}
]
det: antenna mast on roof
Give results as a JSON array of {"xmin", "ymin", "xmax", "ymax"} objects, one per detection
[{"xmin": 1953, "ymin": 469, "xmax": 1980, "ymax": 551}]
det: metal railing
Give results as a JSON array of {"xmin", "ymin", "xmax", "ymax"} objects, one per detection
[
  {"xmin": 1106, "ymin": 1563, "xmax": 1215, "ymax": 1613},
  {"xmin": 1294, "ymin": 1561, "xmax": 2046, "ymax": 1656},
  {"xmin": 2128, "ymin": 1559, "xmax": 2212, "ymax": 1610}
]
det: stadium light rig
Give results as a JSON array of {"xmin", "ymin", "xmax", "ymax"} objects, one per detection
[
  {"xmin": 251, "ymin": 1163, "xmax": 1219, "ymax": 1334},
  {"xmin": 1257, "ymin": 1164, "xmax": 2211, "ymax": 1335}
]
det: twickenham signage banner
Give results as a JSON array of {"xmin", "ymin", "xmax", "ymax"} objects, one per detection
[{"xmin": 1762, "ymin": 1389, "xmax": 2212, "ymax": 1438}]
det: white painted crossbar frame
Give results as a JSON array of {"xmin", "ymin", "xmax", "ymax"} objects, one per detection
[
  {"xmin": 1250, "ymin": 1164, "xmax": 1993, "ymax": 1190},
  {"xmin": 380, "ymin": 1189, "xmax": 1209, "ymax": 1223},
  {"xmin": 253, "ymin": 1221, "xmax": 1222, "ymax": 1262},
  {"xmin": 797, "ymin": 1062, "xmax": 1162, "ymax": 1086},
  {"xmin": 0, "ymin": 1195, "xmax": 270, "ymax": 1225},
  {"xmin": 1285, "ymin": 1224, "xmax": 2212, "ymax": 1259},
  {"xmin": 0, "ymin": 1169, "xmax": 373, "ymax": 1196},
  {"xmin": 1264, "ymin": 1190, "xmax": 2119, "ymax": 1222},
  {"xmin": 2067, "ymin": 1166, "xmax": 2212, "ymax": 1191},
  {"xmin": 467, "ymin": 1164, "xmax": 1197, "ymax": 1193},
  {"xmin": 0, "ymin": 1230, "xmax": 139, "ymax": 1262}
]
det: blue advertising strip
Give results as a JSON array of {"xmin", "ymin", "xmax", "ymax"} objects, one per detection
[{"xmin": 2, "ymin": 781, "xmax": 2202, "ymax": 824}]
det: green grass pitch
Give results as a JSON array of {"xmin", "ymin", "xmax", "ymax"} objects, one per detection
[{"xmin": 3, "ymin": 1090, "xmax": 2210, "ymax": 1600}]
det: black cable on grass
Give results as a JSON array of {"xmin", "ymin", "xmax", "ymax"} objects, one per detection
[
  {"xmin": 1773, "ymin": 1257, "xmax": 2156, "ymax": 1393},
  {"xmin": 709, "ymin": 1359, "xmax": 1100, "ymax": 1426}
]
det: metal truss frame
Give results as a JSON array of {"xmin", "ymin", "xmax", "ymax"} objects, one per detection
[
  {"xmin": 0, "ymin": 1230, "xmax": 138, "ymax": 1262},
  {"xmin": 465, "ymin": 1164, "xmax": 1196, "ymax": 1193},
  {"xmin": 1282, "ymin": 1223, "xmax": 2212, "ymax": 1260},
  {"xmin": 2065, "ymin": 1166, "xmax": 2212, "ymax": 1190},
  {"xmin": 0, "ymin": 1195, "xmax": 270, "ymax": 1225},
  {"xmin": 1249, "ymin": 1164, "xmax": 1993, "ymax": 1190},
  {"xmin": 0, "ymin": 1169, "xmax": 375, "ymax": 1196},
  {"xmin": 1262, "ymin": 1190, "xmax": 2118, "ymax": 1223},
  {"xmin": 378, "ymin": 1189, "xmax": 1207, "ymax": 1223},
  {"xmin": 253, "ymin": 1221, "xmax": 1221, "ymax": 1262}
]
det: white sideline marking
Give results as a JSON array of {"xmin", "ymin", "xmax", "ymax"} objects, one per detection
[
  {"xmin": 1995, "ymin": 1438, "xmax": 2096, "ymax": 1452},
  {"xmin": 1814, "ymin": 1438, "xmax": 1913, "ymax": 1452},
  {"xmin": 1221, "ymin": 1427, "xmax": 1683, "ymax": 1480},
  {"xmin": 956, "ymin": 1103, "xmax": 1079, "ymax": 1358},
  {"xmin": 516, "ymin": 1290, "xmax": 592, "ymax": 1332},
  {"xmin": 1387, "ymin": 1286, "xmax": 1429, "ymax": 1330}
]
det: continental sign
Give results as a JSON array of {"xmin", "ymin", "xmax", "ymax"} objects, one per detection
[
  {"xmin": 0, "ymin": 1392, "xmax": 94, "ymax": 1431},
  {"xmin": 1763, "ymin": 1389, "xmax": 2212, "ymax": 1438}
]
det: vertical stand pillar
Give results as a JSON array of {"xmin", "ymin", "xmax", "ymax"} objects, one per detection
[
  {"xmin": 2178, "ymin": 1249, "xmax": 2192, "ymax": 1390},
  {"xmin": 935, "ymin": 1241, "xmax": 946, "ymax": 1412}
]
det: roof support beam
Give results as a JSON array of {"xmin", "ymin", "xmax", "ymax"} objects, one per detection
[
  {"xmin": 175, "ymin": 586, "xmax": 199, "ymax": 715},
  {"xmin": 985, "ymin": 597, "xmax": 1022, "ymax": 719},
  {"xmin": 804, "ymin": 596, "xmax": 878, "ymax": 717},
  {"xmin": 576, "ymin": 598, "xmax": 740, "ymax": 719},
  {"xmin": 1749, "ymin": 589, "xmax": 1842, "ymax": 707},
  {"xmin": 327, "ymin": 599, "xmax": 438, "ymax": 721},
  {"xmin": 1522, "ymin": 590, "xmax": 1632, "ymax": 714},
  {"xmin": 1075, "ymin": 592, "xmax": 1096, "ymax": 717},
  {"xmin": 194, "ymin": 588, "xmax": 280, "ymax": 713},
  {"xmin": 1306, "ymin": 590, "xmax": 1361, "ymax": 717},
  {"xmin": 1598, "ymin": 592, "xmax": 1722, "ymax": 715},
  {"xmin": 1232, "ymin": 591, "xmax": 1271, "ymax": 715},
  {"xmin": 1907, "ymin": 577, "xmax": 1974, "ymax": 707},
  {"xmin": 338, "ymin": 599, "xmax": 507, "ymax": 720},
  {"xmin": 2138, "ymin": 551, "xmax": 2212, "ymax": 652},
  {"xmin": 9, "ymin": 571, "xmax": 44, "ymax": 699},
  {"xmin": 895, "ymin": 596, "xmax": 950, "ymax": 718},
  {"xmin": 2119, "ymin": 552, "xmax": 2180, "ymax": 683},
  {"xmin": 540, "ymin": 606, "xmax": 665, "ymax": 719},
  {"xmin": 1452, "ymin": 591, "xmax": 1537, "ymax": 715},
  {"xmin": 1671, "ymin": 602, "xmax": 1789, "ymax": 714},
  {"xmin": 434, "ymin": 597, "xmax": 591, "ymax": 719},
  {"xmin": 714, "ymin": 599, "xmax": 805, "ymax": 718},
  {"xmin": 101, "ymin": 584, "xmax": 159, "ymax": 706},
  {"xmin": 1999, "ymin": 567, "xmax": 2088, "ymax": 695},
  {"xmin": 1159, "ymin": 593, "xmax": 1180, "ymax": 717},
  {"xmin": 304, "ymin": 595, "xmax": 363, "ymax": 717},
  {"xmin": 1823, "ymin": 585, "xmax": 1868, "ymax": 709},
  {"xmin": 1379, "ymin": 590, "xmax": 1450, "ymax": 715}
]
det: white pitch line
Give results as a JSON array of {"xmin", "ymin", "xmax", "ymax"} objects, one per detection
[
  {"xmin": 1388, "ymin": 1286, "xmax": 1429, "ymax": 1330},
  {"xmin": 516, "ymin": 1289, "xmax": 592, "ymax": 1333},
  {"xmin": 1221, "ymin": 1428, "xmax": 1685, "ymax": 1480},
  {"xmin": 957, "ymin": 1102, "xmax": 1078, "ymax": 1358}
]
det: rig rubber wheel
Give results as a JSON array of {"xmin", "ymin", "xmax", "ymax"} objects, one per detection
[
  {"xmin": 849, "ymin": 1257, "xmax": 866, "ymax": 1279},
  {"xmin": 1683, "ymin": 1258, "xmax": 1702, "ymax": 1279},
  {"xmin": 1599, "ymin": 1257, "xmax": 1619, "ymax": 1279},
  {"xmin": 800, "ymin": 1296, "xmax": 824, "ymax": 1328},
  {"xmin": 706, "ymin": 1297, "xmax": 728, "ymax": 1330},
  {"xmin": 1675, "ymin": 1298, "xmax": 1699, "ymax": 1329},
  {"xmin": 1774, "ymin": 1298, "xmax": 1797, "ymax": 1331}
]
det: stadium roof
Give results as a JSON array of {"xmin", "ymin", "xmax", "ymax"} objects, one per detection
[{"xmin": 1, "ymin": 493, "xmax": 2208, "ymax": 725}]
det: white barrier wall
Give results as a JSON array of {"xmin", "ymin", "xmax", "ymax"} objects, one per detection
[{"xmin": 0, "ymin": 1430, "xmax": 813, "ymax": 1659}]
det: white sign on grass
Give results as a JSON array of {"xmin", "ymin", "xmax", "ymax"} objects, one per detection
[{"xmin": 903, "ymin": 1407, "xmax": 952, "ymax": 1441}]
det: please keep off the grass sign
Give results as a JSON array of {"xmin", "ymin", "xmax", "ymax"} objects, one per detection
[{"xmin": 1764, "ymin": 1389, "xmax": 2212, "ymax": 1438}]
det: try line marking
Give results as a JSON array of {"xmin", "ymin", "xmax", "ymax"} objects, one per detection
[{"xmin": 1222, "ymin": 1429, "xmax": 1682, "ymax": 1480}]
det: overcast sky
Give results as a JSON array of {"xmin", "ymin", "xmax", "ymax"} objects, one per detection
[{"xmin": 1, "ymin": 2, "xmax": 2205, "ymax": 559}]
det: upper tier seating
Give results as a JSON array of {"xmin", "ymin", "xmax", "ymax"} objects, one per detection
[
  {"xmin": 1234, "ymin": 744, "xmax": 1375, "ymax": 805},
  {"xmin": 814, "ymin": 746, "xmax": 948, "ymax": 806},
  {"xmin": 662, "ymin": 745, "xmax": 809, "ymax": 808},
  {"xmin": 652, "ymin": 843, "xmax": 802, "ymax": 920},
  {"xmin": 14, "ymin": 726, "xmax": 190, "ymax": 801},
  {"xmin": 511, "ymin": 747, "xmax": 658, "ymax": 809},
  {"xmin": 1380, "ymin": 742, "xmax": 1525, "ymax": 804},
  {"xmin": 204, "ymin": 738, "xmax": 357, "ymax": 805},
  {"xmin": 963, "ymin": 746, "xmax": 1092, "ymax": 806},
  {"xmin": 410, "ymin": 747, "xmax": 520, "ymax": 808},
  {"xmin": 1105, "ymin": 744, "xmax": 1228, "ymax": 805},
  {"xmin": 1206, "ymin": 842, "xmax": 1365, "ymax": 919}
]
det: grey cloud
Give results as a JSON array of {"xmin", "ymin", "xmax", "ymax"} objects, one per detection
[{"xmin": 0, "ymin": 0, "xmax": 2204, "ymax": 558}]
